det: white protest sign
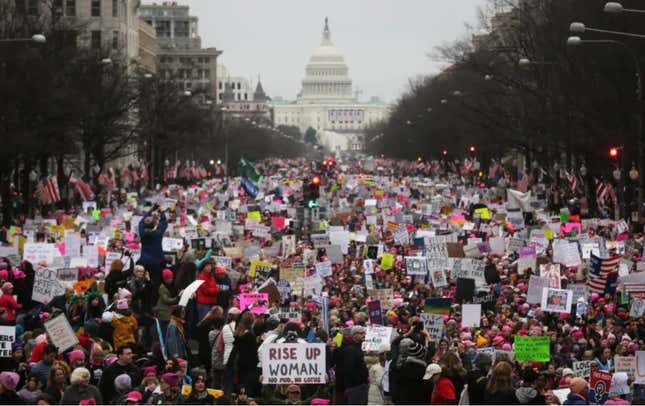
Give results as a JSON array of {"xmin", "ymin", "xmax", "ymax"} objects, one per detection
[
  {"xmin": 636, "ymin": 351, "xmax": 645, "ymax": 384},
  {"xmin": 362, "ymin": 326, "xmax": 393, "ymax": 352},
  {"xmin": 527, "ymin": 275, "xmax": 550, "ymax": 304},
  {"xmin": 162, "ymin": 237, "xmax": 183, "ymax": 252},
  {"xmin": 44, "ymin": 314, "xmax": 78, "ymax": 352},
  {"xmin": 573, "ymin": 360, "xmax": 593, "ymax": 378},
  {"xmin": 461, "ymin": 304, "xmax": 481, "ymax": 327},
  {"xmin": 449, "ymin": 258, "xmax": 485, "ymax": 287},
  {"xmin": 64, "ymin": 233, "xmax": 82, "ymax": 258},
  {"xmin": 261, "ymin": 343, "xmax": 326, "ymax": 384},
  {"xmin": 615, "ymin": 356, "xmax": 636, "ymax": 377},
  {"xmin": 405, "ymin": 256, "xmax": 428, "ymax": 276},
  {"xmin": 104, "ymin": 251, "xmax": 122, "ymax": 270},
  {"xmin": 56, "ymin": 268, "xmax": 78, "ymax": 287},
  {"xmin": 420, "ymin": 314, "xmax": 444, "ymax": 341},
  {"xmin": 363, "ymin": 259, "xmax": 374, "ymax": 274},
  {"xmin": 32, "ymin": 268, "xmax": 66, "ymax": 304},
  {"xmin": 315, "ymin": 261, "xmax": 332, "ymax": 278},
  {"xmin": 631, "ymin": 298, "xmax": 645, "ymax": 318},
  {"xmin": 541, "ymin": 288, "xmax": 573, "ymax": 314},
  {"xmin": 0, "ymin": 326, "xmax": 15, "ymax": 357},
  {"xmin": 83, "ymin": 244, "xmax": 99, "ymax": 268},
  {"xmin": 23, "ymin": 243, "xmax": 56, "ymax": 265},
  {"xmin": 540, "ymin": 264, "xmax": 561, "ymax": 289},
  {"xmin": 179, "ymin": 280, "xmax": 205, "ymax": 307}
]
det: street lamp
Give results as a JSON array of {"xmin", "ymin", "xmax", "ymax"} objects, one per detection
[
  {"xmin": 570, "ymin": 21, "xmax": 645, "ymax": 39},
  {"xmin": 0, "ymin": 34, "xmax": 46, "ymax": 43},
  {"xmin": 604, "ymin": 2, "xmax": 645, "ymax": 14},
  {"xmin": 101, "ymin": 58, "xmax": 112, "ymax": 65}
]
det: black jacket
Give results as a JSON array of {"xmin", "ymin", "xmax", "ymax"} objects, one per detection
[
  {"xmin": 397, "ymin": 357, "xmax": 429, "ymax": 404},
  {"xmin": 340, "ymin": 342, "xmax": 368, "ymax": 389},
  {"xmin": 484, "ymin": 388, "xmax": 518, "ymax": 405},
  {"xmin": 98, "ymin": 362, "xmax": 142, "ymax": 404},
  {"xmin": 467, "ymin": 369, "xmax": 488, "ymax": 405}
]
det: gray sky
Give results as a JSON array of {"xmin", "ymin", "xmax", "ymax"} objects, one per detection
[{"xmin": 176, "ymin": 0, "xmax": 487, "ymax": 103}]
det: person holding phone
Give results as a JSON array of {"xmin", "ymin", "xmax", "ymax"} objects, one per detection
[{"xmin": 137, "ymin": 204, "xmax": 168, "ymax": 304}]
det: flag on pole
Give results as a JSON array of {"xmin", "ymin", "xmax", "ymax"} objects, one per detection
[
  {"xmin": 239, "ymin": 157, "xmax": 262, "ymax": 183},
  {"xmin": 588, "ymin": 254, "xmax": 620, "ymax": 294},
  {"xmin": 69, "ymin": 176, "xmax": 94, "ymax": 201}
]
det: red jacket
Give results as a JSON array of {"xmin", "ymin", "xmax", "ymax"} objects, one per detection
[
  {"xmin": 0, "ymin": 294, "xmax": 22, "ymax": 322},
  {"xmin": 431, "ymin": 376, "xmax": 457, "ymax": 405},
  {"xmin": 196, "ymin": 270, "xmax": 219, "ymax": 305}
]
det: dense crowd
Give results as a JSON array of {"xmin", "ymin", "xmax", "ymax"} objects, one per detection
[{"xmin": 0, "ymin": 155, "xmax": 643, "ymax": 405}]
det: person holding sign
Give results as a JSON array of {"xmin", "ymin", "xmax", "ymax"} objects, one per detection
[
  {"xmin": 196, "ymin": 259, "xmax": 220, "ymax": 323},
  {"xmin": 137, "ymin": 205, "xmax": 168, "ymax": 303}
]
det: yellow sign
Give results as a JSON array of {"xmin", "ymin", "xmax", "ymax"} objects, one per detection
[
  {"xmin": 247, "ymin": 211, "xmax": 261, "ymax": 221},
  {"xmin": 181, "ymin": 385, "xmax": 223, "ymax": 398},
  {"xmin": 381, "ymin": 253, "xmax": 394, "ymax": 271},
  {"xmin": 249, "ymin": 259, "xmax": 272, "ymax": 278},
  {"xmin": 474, "ymin": 207, "xmax": 491, "ymax": 220},
  {"xmin": 114, "ymin": 229, "xmax": 122, "ymax": 240}
]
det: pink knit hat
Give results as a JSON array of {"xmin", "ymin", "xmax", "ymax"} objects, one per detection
[
  {"xmin": 162, "ymin": 268, "xmax": 173, "ymax": 281},
  {"xmin": 69, "ymin": 349, "xmax": 86, "ymax": 364}
]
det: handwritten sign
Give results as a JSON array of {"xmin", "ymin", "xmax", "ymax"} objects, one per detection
[
  {"xmin": 362, "ymin": 326, "xmax": 393, "ymax": 352},
  {"xmin": 573, "ymin": 360, "xmax": 593, "ymax": 378},
  {"xmin": 614, "ymin": 356, "xmax": 635, "ymax": 377},
  {"xmin": 420, "ymin": 313, "xmax": 444, "ymax": 341},
  {"xmin": 44, "ymin": 314, "xmax": 78, "ymax": 352},
  {"xmin": 514, "ymin": 336, "xmax": 550, "ymax": 362},
  {"xmin": 315, "ymin": 261, "xmax": 332, "ymax": 278},
  {"xmin": 405, "ymin": 256, "xmax": 428, "ymax": 276},
  {"xmin": 261, "ymin": 343, "xmax": 326, "ymax": 384},
  {"xmin": 32, "ymin": 268, "xmax": 66, "ymax": 304},
  {"xmin": 162, "ymin": 237, "xmax": 183, "ymax": 252},
  {"xmin": 23, "ymin": 243, "xmax": 56, "ymax": 265}
]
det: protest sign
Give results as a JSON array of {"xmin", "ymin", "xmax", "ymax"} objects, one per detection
[
  {"xmin": 23, "ymin": 242, "xmax": 56, "ymax": 265},
  {"xmin": 420, "ymin": 313, "xmax": 444, "ymax": 341},
  {"xmin": 425, "ymin": 297, "xmax": 451, "ymax": 315},
  {"xmin": 56, "ymin": 268, "xmax": 78, "ymax": 286},
  {"xmin": 527, "ymin": 275, "xmax": 550, "ymax": 304},
  {"xmin": 261, "ymin": 343, "xmax": 326, "ymax": 384},
  {"xmin": 631, "ymin": 298, "xmax": 645, "ymax": 318},
  {"xmin": 430, "ymin": 269, "xmax": 448, "ymax": 288},
  {"xmin": 636, "ymin": 351, "xmax": 645, "ymax": 384},
  {"xmin": 250, "ymin": 260, "xmax": 273, "ymax": 288},
  {"xmin": 44, "ymin": 314, "xmax": 78, "ymax": 352},
  {"xmin": 461, "ymin": 304, "xmax": 481, "ymax": 327},
  {"xmin": 367, "ymin": 300, "xmax": 383, "ymax": 325},
  {"xmin": 369, "ymin": 288, "xmax": 394, "ymax": 310},
  {"xmin": 589, "ymin": 370, "xmax": 612, "ymax": 405},
  {"xmin": 362, "ymin": 326, "xmax": 393, "ymax": 352},
  {"xmin": 161, "ymin": 237, "xmax": 183, "ymax": 252},
  {"xmin": 280, "ymin": 268, "xmax": 305, "ymax": 285},
  {"xmin": 363, "ymin": 259, "xmax": 374, "ymax": 274},
  {"xmin": 240, "ymin": 293, "xmax": 270, "ymax": 314},
  {"xmin": 449, "ymin": 258, "xmax": 485, "ymax": 287},
  {"xmin": 214, "ymin": 256, "xmax": 233, "ymax": 269},
  {"xmin": 514, "ymin": 336, "xmax": 550, "ymax": 362},
  {"xmin": 569, "ymin": 284, "xmax": 590, "ymax": 304},
  {"xmin": 179, "ymin": 280, "xmax": 204, "ymax": 307},
  {"xmin": 541, "ymin": 288, "xmax": 573, "ymax": 314},
  {"xmin": 540, "ymin": 264, "xmax": 561, "ymax": 289},
  {"xmin": 268, "ymin": 306, "xmax": 302, "ymax": 321},
  {"xmin": 381, "ymin": 253, "xmax": 394, "ymax": 271},
  {"xmin": 615, "ymin": 356, "xmax": 636, "ymax": 377},
  {"xmin": 573, "ymin": 360, "xmax": 593, "ymax": 378},
  {"xmin": 0, "ymin": 326, "xmax": 15, "ymax": 357},
  {"xmin": 315, "ymin": 261, "xmax": 332, "ymax": 278},
  {"xmin": 32, "ymin": 268, "xmax": 66, "ymax": 304},
  {"xmin": 104, "ymin": 251, "xmax": 122, "ymax": 270},
  {"xmin": 405, "ymin": 256, "xmax": 427, "ymax": 276},
  {"xmin": 507, "ymin": 238, "xmax": 524, "ymax": 253},
  {"xmin": 552, "ymin": 389, "xmax": 571, "ymax": 404}
]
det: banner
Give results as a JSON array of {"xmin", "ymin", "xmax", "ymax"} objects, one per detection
[
  {"xmin": 589, "ymin": 370, "xmax": 612, "ymax": 405},
  {"xmin": 32, "ymin": 268, "xmax": 66, "ymax": 304},
  {"xmin": 0, "ymin": 326, "xmax": 15, "ymax": 357},
  {"xmin": 44, "ymin": 314, "xmax": 79, "ymax": 352},
  {"xmin": 362, "ymin": 326, "xmax": 393, "ymax": 352},
  {"xmin": 261, "ymin": 343, "xmax": 326, "ymax": 384},
  {"xmin": 514, "ymin": 336, "xmax": 550, "ymax": 362}
]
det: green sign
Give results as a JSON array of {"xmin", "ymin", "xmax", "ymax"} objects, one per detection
[
  {"xmin": 514, "ymin": 336, "xmax": 551, "ymax": 362},
  {"xmin": 307, "ymin": 199, "xmax": 318, "ymax": 209}
]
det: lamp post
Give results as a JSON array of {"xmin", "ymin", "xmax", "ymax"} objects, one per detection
[{"xmin": 567, "ymin": 35, "xmax": 644, "ymax": 217}]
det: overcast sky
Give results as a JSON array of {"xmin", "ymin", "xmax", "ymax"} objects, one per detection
[{"xmin": 171, "ymin": 0, "xmax": 487, "ymax": 103}]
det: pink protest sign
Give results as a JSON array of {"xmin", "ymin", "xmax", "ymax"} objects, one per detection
[
  {"xmin": 564, "ymin": 222, "xmax": 582, "ymax": 234},
  {"xmin": 239, "ymin": 293, "xmax": 269, "ymax": 314}
]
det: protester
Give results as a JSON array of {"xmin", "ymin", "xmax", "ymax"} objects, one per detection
[
  {"xmin": 0, "ymin": 371, "xmax": 24, "ymax": 404},
  {"xmin": 60, "ymin": 367, "xmax": 102, "ymax": 405}
]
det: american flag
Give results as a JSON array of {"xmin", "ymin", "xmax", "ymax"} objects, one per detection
[
  {"xmin": 69, "ymin": 176, "xmax": 94, "ymax": 201},
  {"xmin": 595, "ymin": 179, "xmax": 617, "ymax": 210},
  {"xmin": 567, "ymin": 172, "xmax": 579, "ymax": 194},
  {"xmin": 588, "ymin": 254, "xmax": 620, "ymax": 294},
  {"xmin": 36, "ymin": 176, "xmax": 60, "ymax": 205}
]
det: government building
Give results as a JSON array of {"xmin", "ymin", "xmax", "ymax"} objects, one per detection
[{"xmin": 271, "ymin": 18, "xmax": 389, "ymax": 152}]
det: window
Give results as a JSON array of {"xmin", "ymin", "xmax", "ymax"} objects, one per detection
[
  {"xmin": 91, "ymin": 0, "xmax": 100, "ymax": 16},
  {"xmin": 237, "ymin": 82, "xmax": 241, "ymax": 90},
  {"xmin": 53, "ymin": 0, "xmax": 62, "ymax": 14},
  {"xmin": 155, "ymin": 20, "xmax": 170, "ymax": 37},
  {"xmin": 174, "ymin": 21, "xmax": 189, "ymax": 38},
  {"xmin": 15, "ymin": 0, "xmax": 25, "ymax": 14},
  {"xmin": 112, "ymin": 0, "xmax": 117, "ymax": 16},
  {"xmin": 112, "ymin": 30, "xmax": 118, "ymax": 49},
  {"xmin": 219, "ymin": 94, "xmax": 223, "ymax": 100},
  {"xmin": 65, "ymin": 0, "xmax": 75, "ymax": 15},
  {"xmin": 27, "ymin": 0, "xmax": 38, "ymax": 15},
  {"xmin": 203, "ymin": 69, "xmax": 210, "ymax": 77},
  {"xmin": 218, "ymin": 82, "xmax": 222, "ymax": 89},
  {"xmin": 244, "ymin": 93, "xmax": 247, "ymax": 100},
  {"xmin": 91, "ymin": 30, "xmax": 101, "ymax": 49}
]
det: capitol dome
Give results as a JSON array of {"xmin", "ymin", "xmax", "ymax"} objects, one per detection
[{"xmin": 298, "ymin": 18, "xmax": 353, "ymax": 104}]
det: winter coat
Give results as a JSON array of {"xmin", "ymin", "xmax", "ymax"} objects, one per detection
[
  {"xmin": 111, "ymin": 313, "xmax": 138, "ymax": 350},
  {"xmin": 138, "ymin": 211, "xmax": 167, "ymax": 266},
  {"xmin": 165, "ymin": 320, "xmax": 188, "ymax": 360},
  {"xmin": 196, "ymin": 269, "xmax": 218, "ymax": 305},
  {"xmin": 340, "ymin": 342, "xmax": 369, "ymax": 390},
  {"xmin": 60, "ymin": 383, "xmax": 103, "ymax": 405},
  {"xmin": 222, "ymin": 322, "xmax": 236, "ymax": 366},
  {"xmin": 484, "ymin": 388, "xmax": 518, "ymax": 405},
  {"xmin": 368, "ymin": 363, "xmax": 385, "ymax": 405},
  {"xmin": 563, "ymin": 392, "xmax": 588, "ymax": 405},
  {"xmin": 431, "ymin": 376, "xmax": 457, "ymax": 405},
  {"xmin": 154, "ymin": 283, "xmax": 179, "ymax": 321},
  {"xmin": 397, "ymin": 356, "xmax": 428, "ymax": 404}
]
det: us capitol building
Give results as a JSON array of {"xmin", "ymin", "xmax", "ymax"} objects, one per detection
[{"xmin": 271, "ymin": 18, "xmax": 390, "ymax": 152}]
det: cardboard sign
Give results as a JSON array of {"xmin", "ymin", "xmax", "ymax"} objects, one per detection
[
  {"xmin": 261, "ymin": 343, "xmax": 326, "ymax": 384},
  {"xmin": 32, "ymin": 268, "xmax": 66, "ymax": 304},
  {"xmin": 527, "ymin": 275, "xmax": 550, "ymax": 304},
  {"xmin": 514, "ymin": 336, "xmax": 550, "ymax": 362},
  {"xmin": 240, "ymin": 293, "xmax": 270, "ymax": 314},
  {"xmin": 362, "ymin": 326, "xmax": 393, "ymax": 352},
  {"xmin": 44, "ymin": 314, "xmax": 79, "ymax": 352},
  {"xmin": 589, "ymin": 370, "xmax": 612, "ymax": 405},
  {"xmin": 461, "ymin": 304, "xmax": 481, "ymax": 327},
  {"xmin": 0, "ymin": 326, "xmax": 15, "ymax": 357}
]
